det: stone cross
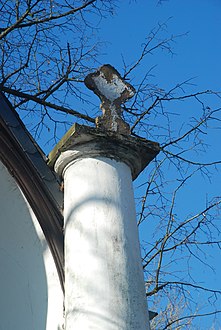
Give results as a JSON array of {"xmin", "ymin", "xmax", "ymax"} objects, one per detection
[{"xmin": 84, "ymin": 64, "xmax": 135, "ymax": 135}]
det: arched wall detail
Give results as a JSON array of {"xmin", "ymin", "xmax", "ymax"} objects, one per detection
[
  {"xmin": 0, "ymin": 161, "xmax": 63, "ymax": 329},
  {"xmin": 0, "ymin": 92, "xmax": 64, "ymax": 290}
]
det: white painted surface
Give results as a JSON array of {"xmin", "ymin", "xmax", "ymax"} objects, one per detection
[
  {"xmin": 93, "ymin": 72, "xmax": 135, "ymax": 102},
  {"xmin": 0, "ymin": 162, "xmax": 63, "ymax": 330},
  {"xmin": 60, "ymin": 156, "xmax": 149, "ymax": 329}
]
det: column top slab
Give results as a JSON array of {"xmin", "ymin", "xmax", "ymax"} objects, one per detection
[{"xmin": 48, "ymin": 123, "xmax": 160, "ymax": 180}]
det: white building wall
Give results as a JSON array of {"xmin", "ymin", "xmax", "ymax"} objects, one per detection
[{"xmin": 0, "ymin": 162, "xmax": 63, "ymax": 330}]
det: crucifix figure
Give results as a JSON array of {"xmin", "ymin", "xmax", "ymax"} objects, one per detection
[{"xmin": 84, "ymin": 64, "xmax": 135, "ymax": 135}]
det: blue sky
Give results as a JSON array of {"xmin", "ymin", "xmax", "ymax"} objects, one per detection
[
  {"xmin": 97, "ymin": 0, "xmax": 221, "ymax": 93},
  {"xmin": 2, "ymin": 1, "xmax": 221, "ymax": 328},
  {"xmin": 29, "ymin": 1, "xmax": 221, "ymax": 328},
  {"xmin": 90, "ymin": 1, "xmax": 221, "ymax": 328}
]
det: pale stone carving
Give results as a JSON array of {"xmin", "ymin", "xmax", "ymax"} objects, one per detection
[{"xmin": 84, "ymin": 64, "xmax": 135, "ymax": 134}]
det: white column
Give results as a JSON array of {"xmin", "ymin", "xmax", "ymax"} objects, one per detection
[{"xmin": 55, "ymin": 154, "xmax": 149, "ymax": 330}]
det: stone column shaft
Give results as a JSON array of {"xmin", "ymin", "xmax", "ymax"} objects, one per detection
[
  {"xmin": 49, "ymin": 123, "xmax": 160, "ymax": 330},
  {"xmin": 62, "ymin": 156, "xmax": 149, "ymax": 329}
]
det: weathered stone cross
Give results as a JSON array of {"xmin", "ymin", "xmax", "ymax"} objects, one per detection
[{"xmin": 84, "ymin": 64, "xmax": 135, "ymax": 135}]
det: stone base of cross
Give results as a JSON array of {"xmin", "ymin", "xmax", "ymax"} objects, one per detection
[{"xmin": 95, "ymin": 112, "xmax": 131, "ymax": 135}]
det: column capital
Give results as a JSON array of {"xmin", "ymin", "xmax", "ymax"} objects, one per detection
[{"xmin": 48, "ymin": 123, "xmax": 160, "ymax": 180}]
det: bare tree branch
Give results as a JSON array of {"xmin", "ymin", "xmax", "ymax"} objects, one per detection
[{"xmin": 1, "ymin": 86, "xmax": 95, "ymax": 123}]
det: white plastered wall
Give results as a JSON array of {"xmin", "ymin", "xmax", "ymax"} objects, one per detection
[{"xmin": 0, "ymin": 161, "xmax": 63, "ymax": 330}]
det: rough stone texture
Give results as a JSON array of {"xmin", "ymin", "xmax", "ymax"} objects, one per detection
[
  {"xmin": 48, "ymin": 123, "xmax": 160, "ymax": 181},
  {"xmin": 84, "ymin": 64, "xmax": 135, "ymax": 134}
]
